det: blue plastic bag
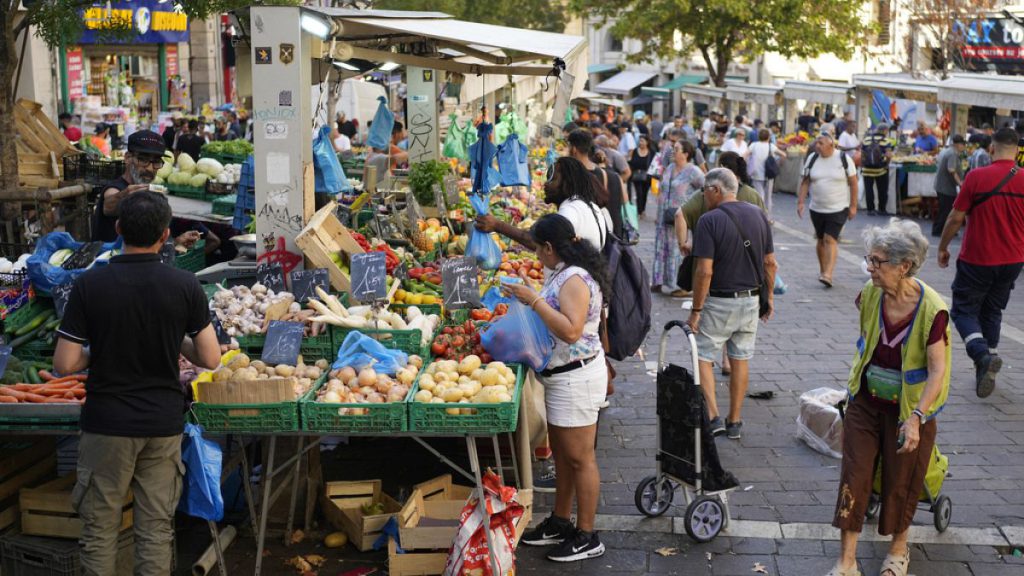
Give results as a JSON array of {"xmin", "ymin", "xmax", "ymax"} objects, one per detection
[
  {"xmin": 27, "ymin": 232, "xmax": 122, "ymax": 295},
  {"xmin": 333, "ymin": 330, "xmax": 408, "ymax": 374},
  {"xmin": 468, "ymin": 123, "xmax": 500, "ymax": 194},
  {"xmin": 313, "ymin": 125, "xmax": 352, "ymax": 195},
  {"xmin": 481, "ymin": 285, "xmax": 514, "ymax": 311},
  {"xmin": 466, "ymin": 193, "xmax": 502, "ymax": 270},
  {"xmin": 366, "ymin": 96, "xmax": 395, "ymax": 151},
  {"xmin": 481, "ymin": 300, "xmax": 554, "ymax": 372},
  {"xmin": 496, "ymin": 134, "xmax": 531, "ymax": 188},
  {"xmin": 177, "ymin": 423, "xmax": 224, "ymax": 521}
]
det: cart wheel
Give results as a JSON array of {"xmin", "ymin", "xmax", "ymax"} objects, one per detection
[
  {"xmin": 634, "ymin": 475, "xmax": 674, "ymax": 517},
  {"xmin": 684, "ymin": 496, "xmax": 725, "ymax": 543},
  {"xmin": 932, "ymin": 495, "xmax": 952, "ymax": 533},
  {"xmin": 865, "ymin": 494, "xmax": 880, "ymax": 520}
]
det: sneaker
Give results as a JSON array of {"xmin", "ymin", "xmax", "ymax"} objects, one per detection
[
  {"xmin": 975, "ymin": 354, "xmax": 1002, "ymax": 398},
  {"xmin": 878, "ymin": 210, "xmax": 891, "ymax": 217},
  {"xmin": 546, "ymin": 529, "xmax": 605, "ymax": 562},
  {"xmin": 709, "ymin": 416, "xmax": 726, "ymax": 437},
  {"xmin": 867, "ymin": 209, "xmax": 877, "ymax": 216},
  {"xmin": 522, "ymin": 515, "xmax": 574, "ymax": 547},
  {"xmin": 725, "ymin": 419, "xmax": 743, "ymax": 439},
  {"xmin": 534, "ymin": 460, "xmax": 556, "ymax": 494}
]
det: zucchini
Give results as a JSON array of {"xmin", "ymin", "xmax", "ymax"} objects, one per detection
[
  {"xmin": 44, "ymin": 317, "xmax": 61, "ymax": 330},
  {"xmin": 25, "ymin": 367, "xmax": 41, "ymax": 384},
  {"xmin": 9, "ymin": 323, "xmax": 48, "ymax": 348},
  {"xmin": 14, "ymin": 310, "xmax": 55, "ymax": 337}
]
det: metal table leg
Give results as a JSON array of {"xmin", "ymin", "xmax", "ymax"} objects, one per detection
[
  {"xmin": 237, "ymin": 437, "xmax": 259, "ymax": 536},
  {"xmin": 466, "ymin": 437, "xmax": 501, "ymax": 576},
  {"xmin": 207, "ymin": 520, "xmax": 228, "ymax": 576},
  {"xmin": 253, "ymin": 435, "xmax": 277, "ymax": 576},
  {"xmin": 284, "ymin": 437, "xmax": 305, "ymax": 545},
  {"xmin": 492, "ymin": 435, "xmax": 505, "ymax": 484}
]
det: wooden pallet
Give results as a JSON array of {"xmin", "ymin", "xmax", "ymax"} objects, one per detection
[{"xmin": 13, "ymin": 99, "xmax": 77, "ymax": 189}]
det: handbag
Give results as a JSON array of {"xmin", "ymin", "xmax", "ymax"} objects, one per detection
[
  {"xmin": 721, "ymin": 208, "xmax": 771, "ymax": 318},
  {"xmin": 631, "ymin": 168, "xmax": 648, "ymax": 183},
  {"xmin": 676, "ymin": 254, "xmax": 694, "ymax": 292},
  {"xmin": 764, "ymin": 154, "xmax": 780, "ymax": 180},
  {"xmin": 621, "ymin": 203, "xmax": 640, "ymax": 245},
  {"xmin": 662, "ymin": 207, "xmax": 678, "ymax": 227}
]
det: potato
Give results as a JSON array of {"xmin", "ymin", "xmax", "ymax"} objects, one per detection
[
  {"xmin": 414, "ymin": 390, "xmax": 433, "ymax": 403},
  {"xmin": 227, "ymin": 353, "xmax": 251, "ymax": 370},
  {"xmin": 442, "ymin": 388, "xmax": 464, "ymax": 403},
  {"xmin": 250, "ymin": 360, "xmax": 267, "ymax": 372},
  {"xmin": 408, "ymin": 355, "xmax": 423, "ymax": 369},
  {"xmin": 458, "ymin": 355, "xmax": 481, "ymax": 375},
  {"xmin": 430, "ymin": 397, "xmax": 446, "ymax": 404},
  {"xmin": 315, "ymin": 359, "xmax": 329, "ymax": 370},
  {"xmin": 306, "ymin": 366, "xmax": 323, "ymax": 380},
  {"xmin": 479, "ymin": 369, "xmax": 500, "ymax": 387},
  {"xmin": 275, "ymin": 364, "xmax": 296, "ymax": 377},
  {"xmin": 213, "ymin": 367, "xmax": 232, "ymax": 383}
]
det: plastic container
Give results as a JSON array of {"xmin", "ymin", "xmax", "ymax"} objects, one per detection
[
  {"xmin": 300, "ymin": 372, "xmax": 413, "ymax": 434},
  {"xmin": 331, "ymin": 327, "xmax": 427, "ymax": 357},
  {"xmin": 407, "ymin": 363, "xmax": 523, "ymax": 434},
  {"xmin": 167, "ymin": 182, "xmax": 208, "ymax": 201},
  {"xmin": 0, "ymin": 530, "xmax": 133, "ymax": 576},
  {"xmin": 190, "ymin": 400, "xmax": 300, "ymax": 433},
  {"xmin": 212, "ymin": 194, "xmax": 237, "ymax": 217}
]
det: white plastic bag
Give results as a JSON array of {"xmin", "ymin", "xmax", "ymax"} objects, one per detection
[{"xmin": 795, "ymin": 387, "xmax": 847, "ymax": 459}]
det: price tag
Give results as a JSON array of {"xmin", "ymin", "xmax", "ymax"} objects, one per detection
[
  {"xmin": 261, "ymin": 320, "xmax": 304, "ymax": 366},
  {"xmin": 256, "ymin": 262, "xmax": 286, "ymax": 293},
  {"xmin": 350, "ymin": 252, "xmax": 387, "ymax": 301},
  {"xmin": 444, "ymin": 177, "xmax": 459, "ymax": 206},
  {"xmin": 406, "ymin": 191, "xmax": 425, "ymax": 225},
  {"xmin": 289, "ymin": 268, "xmax": 329, "ymax": 303},
  {"xmin": 65, "ymin": 241, "xmax": 105, "ymax": 270},
  {"xmin": 210, "ymin": 311, "xmax": 231, "ymax": 345},
  {"xmin": 432, "ymin": 183, "xmax": 446, "ymax": 214},
  {"xmin": 441, "ymin": 256, "xmax": 481, "ymax": 309},
  {"xmin": 158, "ymin": 241, "xmax": 178, "ymax": 266},
  {"xmin": 52, "ymin": 282, "xmax": 74, "ymax": 320},
  {"xmin": 0, "ymin": 344, "xmax": 11, "ymax": 380}
]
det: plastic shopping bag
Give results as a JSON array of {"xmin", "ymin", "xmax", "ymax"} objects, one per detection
[
  {"xmin": 481, "ymin": 300, "xmax": 554, "ymax": 372},
  {"xmin": 366, "ymin": 96, "xmax": 395, "ymax": 151},
  {"xmin": 466, "ymin": 193, "xmax": 502, "ymax": 270},
  {"xmin": 480, "ymin": 285, "xmax": 513, "ymax": 311},
  {"xmin": 795, "ymin": 387, "xmax": 846, "ymax": 459},
  {"xmin": 443, "ymin": 471, "xmax": 525, "ymax": 576},
  {"xmin": 27, "ymin": 232, "xmax": 122, "ymax": 295},
  {"xmin": 177, "ymin": 423, "xmax": 224, "ymax": 521},
  {"xmin": 313, "ymin": 125, "xmax": 352, "ymax": 194},
  {"xmin": 469, "ymin": 123, "xmax": 500, "ymax": 194},
  {"xmin": 443, "ymin": 113, "xmax": 469, "ymax": 162},
  {"xmin": 333, "ymin": 330, "xmax": 409, "ymax": 375},
  {"xmin": 496, "ymin": 134, "xmax": 530, "ymax": 187}
]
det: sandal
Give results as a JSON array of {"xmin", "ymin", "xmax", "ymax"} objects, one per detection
[
  {"xmin": 879, "ymin": 551, "xmax": 909, "ymax": 576},
  {"xmin": 818, "ymin": 275, "xmax": 833, "ymax": 288},
  {"xmin": 825, "ymin": 565, "xmax": 862, "ymax": 576}
]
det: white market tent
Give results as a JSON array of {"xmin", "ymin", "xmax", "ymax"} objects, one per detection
[
  {"xmin": 725, "ymin": 82, "xmax": 782, "ymax": 106},
  {"xmin": 937, "ymin": 73, "xmax": 1024, "ymax": 111},
  {"xmin": 782, "ymin": 80, "xmax": 852, "ymax": 107},
  {"xmin": 853, "ymin": 73, "xmax": 938, "ymax": 104},
  {"xmin": 681, "ymin": 85, "xmax": 726, "ymax": 107},
  {"xmin": 594, "ymin": 70, "xmax": 657, "ymax": 95}
]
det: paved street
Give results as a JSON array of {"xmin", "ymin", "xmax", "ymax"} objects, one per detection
[{"xmin": 519, "ymin": 190, "xmax": 1024, "ymax": 575}]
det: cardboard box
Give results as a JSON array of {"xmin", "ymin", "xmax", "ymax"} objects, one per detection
[
  {"xmin": 196, "ymin": 377, "xmax": 297, "ymax": 405},
  {"xmin": 20, "ymin": 474, "xmax": 133, "ymax": 539},
  {"xmin": 295, "ymin": 201, "xmax": 365, "ymax": 293},
  {"xmin": 0, "ymin": 438, "xmax": 56, "ymax": 532},
  {"xmin": 322, "ymin": 479, "xmax": 401, "ymax": 552}
]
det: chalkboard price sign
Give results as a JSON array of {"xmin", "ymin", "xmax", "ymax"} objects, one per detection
[
  {"xmin": 52, "ymin": 282, "xmax": 74, "ymax": 320},
  {"xmin": 256, "ymin": 262, "xmax": 286, "ymax": 293},
  {"xmin": 350, "ymin": 252, "xmax": 387, "ymax": 301},
  {"xmin": 210, "ymin": 311, "xmax": 231, "ymax": 345},
  {"xmin": 0, "ymin": 344, "xmax": 11, "ymax": 380},
  {"xmin": 289, "ymin": 268, "xmax": 329, "ymax": 302},
  {"xmin": 261, "ymin": 320, "xmax": 305, "ymax": 366},
  {"xmin": 65, "ymin": 241, "xmax": 105, "ymax": 270},
  {"xmin": 441, "ymin": 256, "xmax": 481, "ymax": 309}
]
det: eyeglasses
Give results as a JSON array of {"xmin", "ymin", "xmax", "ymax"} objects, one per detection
[
  {"xmin": 134, "ymin": 156, "xmax": 164, "ymax": 168},
  {"xmin": 702, "ymin": 185, "xmax": 719, "ymax": 194},
  {"xmin": 864, "ymin": 255, "xmax": 892, "ymax": 268}
]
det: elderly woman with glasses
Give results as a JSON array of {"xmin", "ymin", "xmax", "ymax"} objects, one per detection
[
  {"xmin": 827, "ymin": 218, "xmax": 951, "ymax": 576},
  {"xmin": 651, "ymin": 139, "xmax": 704, "ymax": 297}
]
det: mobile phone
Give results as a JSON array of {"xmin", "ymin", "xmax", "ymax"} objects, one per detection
[{"xmin": 896, "ymin": 429, "xmax": 906, "ymax": 449}]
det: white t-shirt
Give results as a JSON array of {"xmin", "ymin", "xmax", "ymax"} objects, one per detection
[
  {"xmin": 558, "ymin": 199, "xmax": 610, "ymax": 252},
  {"xmin": 747, "ymin": 141, "xmax": 780, "ymax": 180},
  {"xmin": 720, "ymin": 138, "xmax": 748, "ymax": 157},
  {"xmin": 334, "ymin": 133, "xmax": 352, "ymax": 152},
  {"xmin": 803, "ymin": 152, "xmax": 857, "ymax": 213},
  {"xmin": 701, "ymin": 119, "xmax": 715, "ymax": 144},
  {"xmin": 838, "ymin": 131, "xmax": 860, "ymax": 159}
]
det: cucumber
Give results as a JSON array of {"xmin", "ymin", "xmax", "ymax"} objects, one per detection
[
  {"xmin": 9, "ymin": 323, "xmax": 48, "ymax": 348},
  {"xmin": 44, "ymin": 317, "xmax": 61, "ymax": 330},
  {"xmin": 14, "ymin": 310, "xmax": 55, "ymax": 337},
  {"xmin": 26, "ymin": 367, "xmax": 41, "ymax": 384}
]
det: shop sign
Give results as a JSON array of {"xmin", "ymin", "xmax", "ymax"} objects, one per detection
[
  {"xmin": 166, "ymin": 44, "xmax": 178, "ymax": 77},
  {"xmin": 66, "ymin": 47, "xmax": 84, "ymax": 100},
  {"xmin": 954, "ymin": 17, "xmax": 1024, "ymax": 74},
  {"xmin": 78, "ymin": 0, "xmax": 189, "ymax": 45}
]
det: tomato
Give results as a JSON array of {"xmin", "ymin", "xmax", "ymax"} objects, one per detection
[
  {"xmin": 471, "ymin": 332, "xmax": 481, "ymax": 345},
  {"xmin": 494, "ymin": 303, "xmax": 509, "ymax": 316},
  {"xmin": 442, "ymin": 327, "xmax": 453, "ymax": 335},
  {"xmin": 452, "ymin": 336, "xmax": 466, "ymax": 349},
  {"xmin": 470, "ymin": 309, "xmax": 492, "ymax": 321},
  {"xmin": 431, "ymin": 342, "xmax": 448, "ymax": 356},
  {"xmin": 480, "ymin": 352, "xmax": 493, "ymax": 364}
]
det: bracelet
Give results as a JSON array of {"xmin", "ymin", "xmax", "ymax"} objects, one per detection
[
  {"xmin": 911, "ymin": 408, "xmax": 926, "ymax": 421},
  {"xmin": 691, "ymin": 308, "xmax": 702, "ymax": 313},
  {"xmin": 529, "ymin": 296, "xmax": 543, "ymax": 309}
]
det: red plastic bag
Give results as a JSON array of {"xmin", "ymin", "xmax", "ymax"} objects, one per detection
[{"xmin": 443, "ymin": 471, "xmax": 525, "ymax": 576}]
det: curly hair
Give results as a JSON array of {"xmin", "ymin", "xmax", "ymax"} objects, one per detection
[
  {"xmin": 531, "ymin": 213, "xmax": 611, "ymax": 306},
  {"xmin": 717, "ymin": 151, "xmax": 752, "ymax": 186}
]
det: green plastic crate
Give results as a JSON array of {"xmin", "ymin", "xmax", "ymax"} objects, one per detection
[
  {"xmin": 407, "ymin": 363, "xmax": 523, "ymax": 434},
  {"xmin": 0, "ymin": 415, "xmax": 79, "ymax": 432},
  {"xmin": 389, "ymin": 303, "xmax": 442, "ymax": 318},
  {"xmin": 175, "ymin": 240, "xmax": 206, "ymax": 272},
  {"xmin": 239, "ymin": 332, "xmax": 336, "ymax": 365},
  {"xmin": 212, "ymin": 194, "xmax": 237, "ymax": 217},
  {"xmin": 167, "ymin": 182, "xmax": 208, "ymax": 200},
  {"xmin": 190, "ymin": 400, "xmax": 300, "ymax": 433},
  {"xmin": 332, "ymin": 326, "xmax": 426, "ymax": 356},
  {"xmin": 300, "ymin": 372, "xmax": 415, "ymax": 434}
]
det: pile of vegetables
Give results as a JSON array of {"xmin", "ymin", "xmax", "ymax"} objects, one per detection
[
  {"xmin": 210, "ymin": 353, "xmax": 327, "ymax": 399},
  {"xmin": 316, "ymin": 355, "xmax": 423, "ymax": 414},
  {"xmin": 412, "ymin": 357, "xmax": 516, "ymax": 413},
  {"xmin": 0, "ymin": 253, "xmax": 30, "ymax": 274},
  {"xmin": 307, "ymin": 287, "xmax": 440, "ymax": 347},
  {"xmin": 0, "ymin": 373, "xmax": 87, "ymax": 404},
  {"xmin": 157, "ymin": 153, "xmax": 210, "ymax": 189},
  {"xmin": 1, "ymin": 357, "xmax": 52, "ymax": 386},
  {"xmin": 201, "ymin": 139, "xmax": 254, "ymax": 159},
  {"xmin": 4, "ymin": 307, "xmax": 60, "ymax": 350},
  {"xmin": 210, "ymin": 283, "xmax": 304, "ymax": 337},
  {"xmin": 430, "ymin": 320, "xmax": 490, "ymax": 363}
]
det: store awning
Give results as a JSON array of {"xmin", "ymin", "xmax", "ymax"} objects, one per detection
[
  {"xmin": 726, "ymin": 82, "xmax": 782, "ymax": 106},
  {"xmin": 937, "ymin": 73, "xmax": 1024, "ymax": 111},
  {"xmin": 627, "ymin": 94, "xmax": 666, "ymax": 105},
  {"xmin": 658, "ymin": 75, "xmax": 706, "ymax": 91},
  {"xmin": 782, "ymin": 80, "xmax": 852, "ymax": 107},
  {"xmin": 594, "ymin": 70, "xmax": 658, "ymax": 95},
  {"xmin": 680, "ymin": 85, "xmax": 726, "ymax": 106},
  {"xmin": 588, "ymin": 63, "xmax": 618, "ymax": 75},
  {"xmin": 641, "ymin": 86, "xmax": 669, "ymax": 96},
  {"xmin": 853, "ymin": 73, "xmax": 938, "ymax": 104}
]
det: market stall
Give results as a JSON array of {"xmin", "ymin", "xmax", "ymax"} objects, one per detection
[
  {"xmin": 725, "ymin": 82, "xmax": 782, "ymax": 126},
  {"xmin": 774, "ymin": 80, "xmax": 853, "ymax": 194},
  {"xmin": 937, "ymin": 72, "xmax": 1024, "ymax": 135}
]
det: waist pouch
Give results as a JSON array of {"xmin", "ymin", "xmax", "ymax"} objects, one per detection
[{"xmin": 865, "ymin": 364, "xmax": 901, "ymax": 404}]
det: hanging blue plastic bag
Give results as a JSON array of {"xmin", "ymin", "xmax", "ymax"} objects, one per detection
[
  {"xmin": 313, "ymin": 125, "xmax": 352, "ymax": 194},
  {"xmin": 27, "ymin": 232, "xmax": 122, "ymax": 295},
  {"xmin": 333, "ymin": 330, "xmax": 409, "ymax": 374},
  {"xmin": 466, "ymin": 193, "xmax": 502, "ymax": 270},
  {"xmin": 366, "ymin": 96, "xmax": 395, "ymax": 151},
  {"xmin": 481, "ymin": 300, "xmax": 554, "ymax": 372},
  {"xmin": 468, "ymin": 123, "xmax": 500, "ymax": 194},
  {"xmin": 178, "ymin": 423, "xmax": 224, "ymax": 521},
  {"xmin": 496, "ymin": 134, "xmax": 531, "ymax": 187}
]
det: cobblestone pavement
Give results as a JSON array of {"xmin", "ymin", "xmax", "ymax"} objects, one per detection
[{"xmin": 521, "ymin": 191, "xmax": 1024, "ymax": 575}]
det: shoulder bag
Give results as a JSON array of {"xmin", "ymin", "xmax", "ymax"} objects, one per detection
[
  {"xmin": 721, "ymin": 206, "xmax": 771, "ymax": 318},
  {"xmin": 969, "ymin": 166, "xmax": 1021, "ymax": 213}
]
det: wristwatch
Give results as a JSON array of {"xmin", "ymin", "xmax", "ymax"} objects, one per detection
[{"xmin": 911, "ymin": 408, "xmax": 926, "ymax": 422}]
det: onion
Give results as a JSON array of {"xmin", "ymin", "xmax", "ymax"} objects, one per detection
[
  {"xmin": 358, "ymin": 368, "xmax": 377, "ymax": 387},
  {"xmin": 338, "ymin": 366, "xmax": 357, "ymax": 383}
]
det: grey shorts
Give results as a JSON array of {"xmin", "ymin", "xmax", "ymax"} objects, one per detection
[{"xmin": 695, "ymin": 296, "xmax": 760, "ymax": 362}]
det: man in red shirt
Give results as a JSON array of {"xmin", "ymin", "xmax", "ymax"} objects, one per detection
[{"xmin": 938, "ymin": 128, "xmax": 1024, "ymax": 398}]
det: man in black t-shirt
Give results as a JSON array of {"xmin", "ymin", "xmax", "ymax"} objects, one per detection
[
  {"xmin": 175, "ymin": 119, "xmax": 205, "ymax": 161},
  {"xmin": 688, "ymin": 168, "xmax": 777, "ymax": 441},
  {"xmin": 56, "ymin": 191, "xmax": 221, "ymax": 575},
  {"xmin": 92, "ymin": 130, "xmax": 166, "ymax": 242}
]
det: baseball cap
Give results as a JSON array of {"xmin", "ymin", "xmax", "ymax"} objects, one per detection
[
  {"xmin": 127, "ymin": 130, "xmax": 166, "ymax": 156},
  {"xmin": 94, "ymin": 122, "xmax": 108, "ymax": 134}
]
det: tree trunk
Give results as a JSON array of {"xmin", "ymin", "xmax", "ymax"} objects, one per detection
[
  {"xmin": 698, "ymin": 46, "xmax": 723, "ymax": 88},
  {"xmin": 0, "ymin": 3, "xmax": 23, "ymax": 240}
]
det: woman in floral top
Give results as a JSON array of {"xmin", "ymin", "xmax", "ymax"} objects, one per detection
[
  {"xmin": 501, "ymin": 213, "xmax": 612, "ymax": 563},
  {"xmin": 652, "ymin": 139, "xmax": 705, "ymax": 296}
]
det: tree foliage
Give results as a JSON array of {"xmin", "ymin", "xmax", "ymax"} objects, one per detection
[
  {"xmin": 373, "ymin": 0, "xmax": 566, "ymax": 33},
  {"xmin": 905, "ymin": 0, "xmax": 998, "ymax": 76},
  {"xmin": 567, "ymin": 0, "xmax": 873, "ymax": 86}
]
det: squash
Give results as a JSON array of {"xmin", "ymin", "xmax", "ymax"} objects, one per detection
[{"xmin": 324, "ymin": 531, "xmax": 348, "ymax": 548}]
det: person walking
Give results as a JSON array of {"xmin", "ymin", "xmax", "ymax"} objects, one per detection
[
  {"xmin": 508, "ymin": 213, "xmax": 610, "ymax": 563},
  {"xmin": 628, "ymin": 135, "xmax": 654, "ymax": 216},
  {"xmin": 719, "ymin": 128, "xmax": 749, "ymax": 159},
  {"xmin": 931, "ymin": 135, "xmax": 966, "ymax": 237},
  {"xmin": 747, "ymin": 129, "xmax": 783, "ymax": 220},
  {"xmin": 861, "ymin": 124, "xmax": 894, "ymax": 216},
  {"xmin": 967, "ymin": 133, "xmax": 992, "ymax": 173},
  {"xmin": 687, "ymin": 168, "xmax": 776, "ymax": 439},
  {"xmin": 54, "ymin": 191, "xmax": 222, "ymax": 576},
  {"xmin": 652, "ymin": 140, "xmax": 704, "ymax": 297},
  {"xmin": 827, "ymin": 219, "xmax": 950, "ymax": 576},
  {"xmin": 797, "ymin": 134, "xmax": 858, "ymax": 288},
  {"xmin": 938, "ymin": 128, "xmax": 1024, "ymax": 398}
]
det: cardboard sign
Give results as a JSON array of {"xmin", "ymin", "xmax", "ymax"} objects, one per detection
[
  {"xmin": 350, "ymin": 252, "xmax": 387, "ymax": 301},
  {"xmin": 261, "ymin": 320, "xmax": 304, "ymax": 366},
  {"xmin": 444, "ymin": 176, "xmax": 459, "ymax": 206},
  {"xmin": 0, "ymin": 344, "xmax": 11, "ymax": 380},
  {"xmin": 52, "ymin": 282, "xmax": 74, "ymax": 320},
  {"xmin": 210, "ymin": 311, "xmax": 231, "ymax": 345},
  {"xmin": 441, "ymin": 256, "xmax": 481, "ymax": 309},
  {"xmin": 256, "ymin": 262, "xmax": 286, "ymax": 293},
  {"xmin": 159, "ymin": 241, "xmax": 178, "ymax": 266},
  {"xmin": 289, "ymin": 268, "xmax": 329, "ymax": 303}
]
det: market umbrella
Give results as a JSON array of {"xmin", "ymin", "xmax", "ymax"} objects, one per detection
[{"xmin": 469, "ymin": 122, "xmax": 499, "ymax": 194}]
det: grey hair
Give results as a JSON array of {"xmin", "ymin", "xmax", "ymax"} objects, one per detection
[
  {"xmin": 863, "ymin": 218, "xmax": 929, "ymax": 277},
  {"xmin": 704, "ymin": 167, "xmax": 738, "ymax": 196}
]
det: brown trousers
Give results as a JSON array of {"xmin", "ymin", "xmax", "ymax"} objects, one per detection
[{"xmin": 832, "ymin": 394, "xmax": 937, "ymax": 535}]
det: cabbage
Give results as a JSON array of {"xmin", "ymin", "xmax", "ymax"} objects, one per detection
[
  {"xmin": 177, "ymin": 152, "xmax": 196, "ymax": 173},
  {"xmin": 156, "ymin": 162, "xmax": 173, "ymax": 179},
  {"xmin": 190, "ymin": 173, "xmax": 209, "ymax": 188},
  {"xmin": 152, "ymin": 176, "xmax": 165, "ymax": 185},
  {"xmin": 196, "ymin": 158, "xmax": 224, "ymax": 178}
]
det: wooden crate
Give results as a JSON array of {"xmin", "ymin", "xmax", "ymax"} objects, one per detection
[
  {"xmin": 13, "ymin": 99, "xmax": 76, "ymax": 189},
  {"xmin": 295, "ymin": 201, "xmax": 365, "ymax": 293},
  {"xmin": 0, "ymin": 438, "xmax": 57, "ymax": 532},
  {"xmin": 398, "ymin": 475, "xmax": 473, "ymax": 550},
  {"xmin": 20, "ymin": 474, "xmax": 133, "ymax": 539},
  {"xmin": 321, "ymin": 479, "xmax": 400, "ymax": 552}
]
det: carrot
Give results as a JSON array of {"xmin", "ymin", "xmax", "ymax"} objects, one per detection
[
  {"xmin": 6, "ymin": 384, "xmax": 34, "ymax": 392},
  {"xmin": 41, "ymin": 397, "xmax": 77, "ymax": 403},
  {"xmin": 38, "ymin": 370, "xmax": 56, "ymax": 381},
  {"xmin": 0, "ymin": 396, "xmax": 18, "ymax": 403},
  {"xmin": 1, "ymin": 389, "xmax": 28, "ymax": 400},
  {"xmin": 38, "ymin": 381, "xmax": 80, "ymax": 391},
  {"xmin": 46, "ymin": 374, "xmax": 88, "ymax": 385}
]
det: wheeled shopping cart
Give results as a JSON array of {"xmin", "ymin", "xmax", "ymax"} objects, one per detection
[
  {"xmin": 633, "ymin": 321, "xmax": 739, "ymax": 542},
  {"xmin": 865, "ymin": 445, "xmax": 952, "ymax": 532}
]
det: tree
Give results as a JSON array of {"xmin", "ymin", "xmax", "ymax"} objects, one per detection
[
  {"xmin": 372, "ymin": 0, "xmax": 566, "ymax": 33},
  {"xmin": 903, "ymin": 0, "xmax": 998, "ymax": 76},
  {"xmin": 567, "ymin": 0, "xmax": 873, "ymax": 87}
]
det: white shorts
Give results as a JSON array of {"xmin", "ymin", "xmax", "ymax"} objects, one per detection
[{"xmin": 537, "ymin": 353, "xmax": 607, "ymax": 428}]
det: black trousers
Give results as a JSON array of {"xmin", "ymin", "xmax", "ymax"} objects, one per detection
[
  {"xmin": 932, "ymin": 194, "xmax": 956, "ymax": 237},
  {"xmin": 863, "ymin": 173, "xmax": 889, "ymax": 213},
  {"xmin": 951, "ymin": 259, "xmax": 1024, "ymax": 361}
]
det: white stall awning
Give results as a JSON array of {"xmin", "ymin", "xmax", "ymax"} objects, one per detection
[
  {"xmin": 937, "ymin": 73, "xmax": 1024, "ymax": 111},
  {"xmin": 783, "ymin": 80, "xmax": 852, "ymax": 107},
  {"xmin": 681, "ymin": 85, "xmax": 726, "ymax": 106},
  {"xmin": 594, "ymin": 70, "xmax": 657, "ymax": 95},
  {"xmin": 726, "ymin": 82, "xmax": 782, "ymax": 106},
  {"xmin": 853, "ymin": 73, "xmax": 938, "ymax": 104}
]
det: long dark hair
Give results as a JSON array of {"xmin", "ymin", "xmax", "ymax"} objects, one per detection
[
  {"xmin": 531, "ymin": 213, "xmax": 611, "ymax": 306},
  {"xmin": 553, "ymin": 156, "xmax": 602, "ymax": 205},
  {"xmin": 717, "ymin": 151, "xmax": 751, "ymax": 186}
]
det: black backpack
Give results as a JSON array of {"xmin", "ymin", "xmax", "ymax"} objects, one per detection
[
  {"xmin": 805, "ymin": 150, "xmax": 848, "ymax": 174},
  {"xmin": 862, "ymin": 137, "xmax": 887, "ymax": 169},
  {"xmin": 764, "ymin": 154, "xmax": 780, "ymax": 180}
]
